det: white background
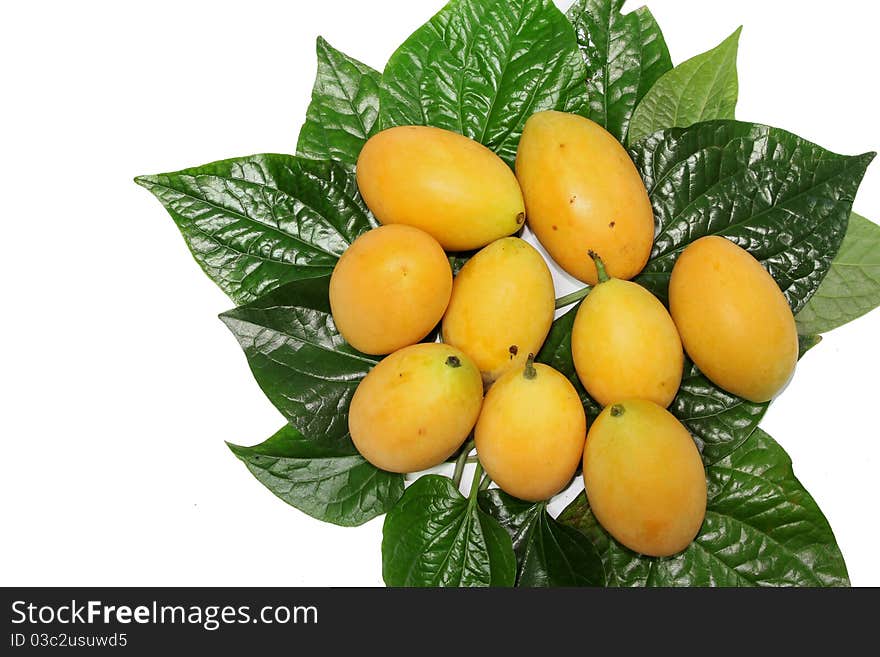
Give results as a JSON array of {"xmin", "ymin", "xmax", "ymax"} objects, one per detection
[{"xmin": 1, "ymin": 0, "xmax": 878, "ymax": 587}]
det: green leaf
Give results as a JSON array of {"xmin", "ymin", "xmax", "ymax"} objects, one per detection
[
  {"xmin": 538, "ymin": 303, "xmax": 766, "ymax": 464},
  {"xmin": 228, "ymin": 425, "xmax": 403, "ymax": 527},
  {"xmin": 379, "ymin": 0, "xmax": 587, "ymax": 166},
  {"xmin": 296, "ymin": 37, "xmax": 381, "ymax": 168},
  {"xmin": 219, "ymin": 275, "xmax": 378, "ymax": 450},
  {"xmin": 672, "ymin": 362, "xmax": 767, "ymax": 464},
  {"xmin": 796, "ymin": 213, "xmax": 880, "ymax": 334},
  {"xmin": 798, "ymin": 333, "xmax": 822, "ymax": 357},
  {"xmin": 628, "ymin": 28, "xmax": 741, "ymax": 145},
  {"xmin": 136, "ymin": 154, "xmax": 376, "ymax": 304},
  {"xmin": 559, "ymin": 429, "xmax": 849, "ymax": 587},
  {"xmin": 566, "ymin": 0, "xmax": 672, "ymax": 143},
  {"xmin": 448, "ymin": 250, "xmax": 479, "ymax": 277},
  {"xmin": 478, "ymin": 490, "xmax": 604, "ymax": 587},
  {"xmin": 630, "ymin": 120, "xmax": 875, "ymax": 313},
  {"xmin": 382, "ymin": 475, "xmax": 516, "ymax": 587}
]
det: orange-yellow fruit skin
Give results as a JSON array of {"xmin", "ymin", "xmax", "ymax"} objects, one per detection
[
  {"xmin": 583, "ymin": 400, "xmax": 707, "ymax": 557},
  {"xmin": 572, "ymin": 278, "xmax": 683, "ymax": 408},
  {"xmin": 475, "ymin": 363, "xmax": 586, "ymax": 502},
  {"xmin": 515, "ymin": 111, "xmax": 655, "ymax": 284},
  {"xmin": 669, "ymin": 236, "xmax": 798, "ymax": 403},
  {"xmin": 442, "ymin": 237, "xmax": 555, "ymax": 383},
  {"xmin": 329, "ymin": 225, "xmax": 452, "ymax": 355},
  {"xmin": 349, "ymin": 343, "xmax": 483, "ymax": 474},
  {"xmin": 356, "ymin": 126, "xmax": 526, "ymax": 251}
]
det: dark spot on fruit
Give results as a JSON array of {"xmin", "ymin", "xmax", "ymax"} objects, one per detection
[
  {"xmin": 569, "ymin": 196, "xmax": 577, "ymax": 205},
  {"xmin": 446, "ymin": 356, "xmax": 462, "ymax": 368},
  {"xmin": 418, "ymin": 427, "xmax": 426, "ymax": 436},
  {"xmin": 552, "ymin": 225, "xmax": 558, "ymax": 231},
  {"xmin": 509, "ymin": 345, "xmax": 519, "ymax": 359},
  {"xmin": 610, "ymin": 404, "xmax": 625, "ymax": 417},
  {"xmin": 559, "ymin": 143, "xmax": 566, "ymax": 149},
  {"xmin": 516, "ymin": 212, "xmax": 526, "ymax": 225},
  {"xmin": 609, "ymin": 221, "xmax": 616, "ymax": 229}
]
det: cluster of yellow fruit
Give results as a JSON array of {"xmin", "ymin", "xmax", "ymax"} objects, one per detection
[{"xmin": 330, "ymin": 111, "xmax": 798, "ymax": 558}]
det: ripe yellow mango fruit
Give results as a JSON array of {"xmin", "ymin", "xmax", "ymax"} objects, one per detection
[
  {"xmin": 572, "ymin": 254, "xmax": 683, "ymax": 408},
  {"xmin": 583, "ymin": 400, "xmax": 707, "ymax": 557},
  {"xmin": 356, "ymin": 126, "xmax": 526, "ymax": 251},
  {"xmin": 442, "ymin": 237, "xmax": 555, "ymax": 384},
  {"xmin": 329, "ymin": 225, "xmax": 452, "ymax": 355},
  {"xmin": 349, "ymin": 343, "xmax": 483, "ymax": 473},
  {"xmin": 515, "ymin": 111, "xmax": 654, "ymax": 284},
  {"xmin": 669, "ymin": 236, "xmax": 798, "ymax": 403},
  {"xmin": 475, "ymin": 357, "xmax": 586, "ymax": 502}
]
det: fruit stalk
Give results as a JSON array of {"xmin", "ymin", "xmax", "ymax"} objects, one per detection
[
  {"xmin": 555, "ymin": 285, "xmax": 591, "ymax": 309},
  {"xmin": 468, "ymin": 461, "xmax": 484, "ymax": 506},
  {"xmin": 588, "ymin": 251, "xmax": 610, "ymax": 283},
  {"xmin": 524, "ymin": 353, "xmax": 537, "ymax": 380},
  {"xmin": 452, "ymin": 439, "xmax": 475, "ymax": 489}
]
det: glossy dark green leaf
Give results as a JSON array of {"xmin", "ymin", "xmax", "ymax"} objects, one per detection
[
  {"xmin": 228, "ymin": 425, "xmax": 403, "ymax": 527},
  {"xmin": 796, "ymin": 213, "xmax": 880, "ymax": 334},
  {"xmin": 136, "ymin": 155, "xmax": 376, "ymax": 304},
  {"xmin": 382, "ymin": 475, "xmax": 516, "ymax": 587},
  {"xmin": 559, "ymin": 429, "xmax": 849, "ymax": 587},
  {"xmin": 379, "ymin": 0, "xmax": 587, "ymax": 166},
  {"xmin": 220, "ymin": 275, "xmax": 378, "ymax": 450},
  {"xmin": 566, "ymin": 0, "xmax": 672, "ymax": 143},
  {"xmin": 296, "ymin": 37, "xmax": 381, "ymax": 168},
  {"xmin": 672, "ymin": 361, "xmax": 768, "ymax": 464},
  {"xmin": 798, "ymin": 333, "xmax": 822, "ymax": 357},
  {"xmin": 630, "ymin": 120, "xmax": 875, "ymax": 313},
  {"xmin": 479, "ymin": 490, "xmax": 604, "ymax": 587},
  {"xmin": 448, "ymin": 250, "xmax": 478, "ymax": 277},
  {"xmin": 628, "ymin": 28, "xmax": 741, "ymax": 145}
]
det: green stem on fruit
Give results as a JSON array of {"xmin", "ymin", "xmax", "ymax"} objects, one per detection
[
  {"xmin": 452, "ymin": 439, "xmax": 475, "ymax": 489},
  {"xmin": 468, "ymin": 461, "xmax": 484, "ymax": 506},
  {"xmin": 555, "ymin": 285, "xmax": 591, "ymax": 309},
  {"xmin": 523, "ymin": 353, "xmax": 537, "ymax": 380},
  {"xmin": 589, "ymin": 250, "xmax": 610, "ymax": 283}
]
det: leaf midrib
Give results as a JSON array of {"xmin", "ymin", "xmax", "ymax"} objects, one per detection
[
  {"xmin": 223, "ymin": 313, "xmax": 377, "ymax": 367},
  {"xmin": 322, "ymin": 43, "xmax": 372, "ymax": 140},
  {"xmin": 649, "ymin": 152, "xmax": 864, "ymax": 267},
  {"xmin": 147, "ymin": 177, "xmax": 343, "ymax": 262}
]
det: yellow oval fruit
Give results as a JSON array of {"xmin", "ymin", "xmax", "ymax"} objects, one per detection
[
  {"xmin": 515, "ymin": 111, "xmax": 654, "ymax": 284},
  {"xmin": 356, "ymin": 126, "xmax": 526, "ymax": 251},
  {"xmin": 583, "ymin": 400, "xmax": 707, "ymax": 557},
  {"xmin": 476, "ymin": 359, "xmax": 586, "ymax": 501},
  {"xmin": 572, "ymin": 257, "xmax": 683, "ymax": 408},
  {"xmin": 349, "ymin": 343, "xmax": 483, "ymax": 473},
  {"xmin": 329, "ymin": 225, "xmax": 452, "ymax": 355},
  {"xmin": 441, "ymin": 237, "xmax": 555, "ymax": 384},
  {"xmin": 669, "ymin": 236, "xmax": 798, "ymax": 403}
]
